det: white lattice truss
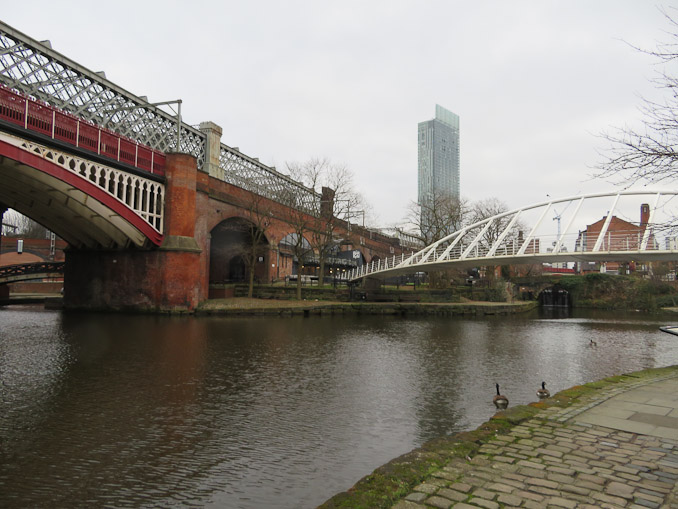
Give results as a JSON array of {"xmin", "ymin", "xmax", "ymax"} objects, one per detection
[
  {"xmin": 0, "ymin": 21, "xmax": 320, "ymax": 214},
  {"xmin": 1, "ymin": 132, "xmax": 164, "ymax": 235},
  {"xmin": 351, "ymin": 190, "xmax": 678, "ymax": 281}
]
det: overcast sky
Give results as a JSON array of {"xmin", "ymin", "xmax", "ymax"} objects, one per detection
[{"xmin": 3, "ymin": 1, "xmax": 677, "ymax": 227}]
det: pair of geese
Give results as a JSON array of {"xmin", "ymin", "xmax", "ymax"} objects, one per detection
[{"xmin": 493, "ymin": 382, "xmax": 549, "ymax": 410}]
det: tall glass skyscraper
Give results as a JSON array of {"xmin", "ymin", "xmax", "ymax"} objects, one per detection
[{"xmin": 417, "ymin": 105, "xmax": 460, "ymax": 206}]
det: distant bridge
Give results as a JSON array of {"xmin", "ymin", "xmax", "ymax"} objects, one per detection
[
  {"xmin": 0, "ymin": 261, "xmax": 64, "ymax": 284},
  {"xmin": 350, "ymin": 190, "xmax": 678, "ymax": 280}
]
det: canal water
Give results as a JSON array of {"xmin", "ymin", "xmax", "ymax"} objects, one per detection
[{"xmin": 1, "ymin": 306, "xmax": 677, "ymax": 508}]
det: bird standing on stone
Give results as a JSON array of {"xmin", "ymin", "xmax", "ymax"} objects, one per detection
[
  {"xmin": 493, "ymin": 383, "xmax": 509, "ymax": 410},
  {"xmin": 537, "ymin": 381, "xmax": 550, "ymax": 399}
]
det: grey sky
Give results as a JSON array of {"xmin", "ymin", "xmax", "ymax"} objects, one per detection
[{"xmin": 2, "ymin": 1, "xmax": 675, "ymax": 227}]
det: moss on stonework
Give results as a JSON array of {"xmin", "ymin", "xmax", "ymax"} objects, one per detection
[
  {"xmin": 490, "ymin": 405, "xmax": 541, "ymax": 424},
  {"xmin": 319, "ymin": 364, "xmax": 678, "ymax": 509}
]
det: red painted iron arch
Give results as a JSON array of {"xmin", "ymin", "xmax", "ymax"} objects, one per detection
[{"xmin": 0, "ymin": 138, "xmax": 163, "ymax": 248}]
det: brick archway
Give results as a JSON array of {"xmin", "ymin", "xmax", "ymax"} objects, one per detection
[{"xmin": 209, "ymin": 216, "xmax": 270, "ymax": 284}]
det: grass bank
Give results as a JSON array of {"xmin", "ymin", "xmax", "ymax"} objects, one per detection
[{"xmin": 554, "ymin": 273, "xmax": 678, "ymax": 311}]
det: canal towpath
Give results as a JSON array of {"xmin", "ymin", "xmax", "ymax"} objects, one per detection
[{"xmin": 322, "ymin": 365, "xmax": 678, "ymax": 509}]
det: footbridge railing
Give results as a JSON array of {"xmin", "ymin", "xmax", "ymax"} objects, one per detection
[{"xmin": 350, "ymin": 190, "xmax": 678, "ymax": 281}]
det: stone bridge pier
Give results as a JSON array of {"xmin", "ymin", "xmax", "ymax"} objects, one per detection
[{"xmin": 64, "ymin": 153, "xmax": 205, "ymax": 313}]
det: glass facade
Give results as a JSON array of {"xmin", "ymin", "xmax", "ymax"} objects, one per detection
[{"xmin": 417, "ymin": 105, "xmax": 460, "ymax": 206}]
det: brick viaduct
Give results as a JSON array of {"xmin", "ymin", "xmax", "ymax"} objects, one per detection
[{"xmin": 60, "ymin": 138, "xmax": 409, "ymax": 312}]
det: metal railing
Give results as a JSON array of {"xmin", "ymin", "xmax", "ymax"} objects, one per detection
[
  {"xmin": 0, "ymin": 85, "xmax": 166, "ymax": 175},
  {"xmin": 350, "ymin": 190, "xmax": 678, "ymax": 280}
]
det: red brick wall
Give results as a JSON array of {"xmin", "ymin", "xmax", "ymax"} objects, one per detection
[
  {"xmin": 64, "ymin": 249, "xmax": 201, "ymax": 312},
  {"xmin": 197, "ymin": 175, "xmax": 409, "ymax": 284},
  {"xmin": 164, "ymin": 153, "xmax": 197, "ymax": 238},
  {"xmin": 0, "ymin": 237, "xmax": 67, "ymax": 265},
  {"xmin": 9, "ymin": 282, "xmax": 62, "ymax": 293},
  {"xmin": 64, "ymin": 153, "xmax": 412, "ymax": 311},
  {"xmin": 64, "ymin": 154, "xmax": 203, "ymax": 312}
]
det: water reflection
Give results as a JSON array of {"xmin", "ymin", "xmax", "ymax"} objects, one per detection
[{"xmin": 0, "ymin": 305, "xmax": 676, "ymax": 508}]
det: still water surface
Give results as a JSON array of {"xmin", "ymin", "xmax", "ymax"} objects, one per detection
[{"xmin": 1, "ymin": 306, "xmax": 677, "ymax": 508}]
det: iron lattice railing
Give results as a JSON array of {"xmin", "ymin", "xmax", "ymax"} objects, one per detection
[
  {"xmin": 0, "ymin": 21, "xmax": 321, "ymax": 213},
  {"xmin": 219, "ymin": 145, "xmax": 320, "ymax": 213},
  {"xmin": 0, "ymin": 22, "xmax": 204, "ymax": 160},
  {"xmin": 0, "ymin": 85, "xmax": 166, "ymax": 175}
]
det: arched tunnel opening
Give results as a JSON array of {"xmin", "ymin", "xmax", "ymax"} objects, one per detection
[
  {"xmin": 209, "ymin": 217, "xmax": 269, "ymax": 284},
  {"xmin": 538, "ymin": 285, "xmax": 570, "ymax": 308}
]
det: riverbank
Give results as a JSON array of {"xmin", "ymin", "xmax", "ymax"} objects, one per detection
[
  {"xmin": 321, "ymin": 365, "xmax": 678, "ymax": 508},
  {"xmin": 195, "ymin": 298, "xmax": 537, "ymax": 316}
]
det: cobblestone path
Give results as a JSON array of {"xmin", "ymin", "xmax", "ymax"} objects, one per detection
[{"xmin": 394, "ymin": 375, "xmax": 678, "ymax": 509}]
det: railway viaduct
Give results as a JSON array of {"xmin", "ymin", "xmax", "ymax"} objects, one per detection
[{"xmin": 0, "ymin": 22, "xmax": 408, "ymax": 312}]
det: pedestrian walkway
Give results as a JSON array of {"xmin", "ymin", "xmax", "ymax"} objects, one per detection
[{"xmin": 392, "ymin": 371, "xmax": 678, "ymax": 509}]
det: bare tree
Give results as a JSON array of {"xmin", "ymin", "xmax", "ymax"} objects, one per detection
[
  {"xmin": 281, "ymin": 211, "xmax": 314, "ymax": 300},
  {"xmin": 403, "ymin": 191, "xmax": 469, "ymax": 288},
  {"xmin": 597, "ymin": 10, "xmax": 678, "ymax": 187},
  {"xmin": 287, "ymin": 158, "xmax": 365, "ymax": 286},
  {"xmin": 272, "ymin": 183, "xmax": 314, "ymax": 300},
  {"xmin": 239, "ymin": 194, "xmax": 273, "ymax": 298},
  {"xmin": 2, "ymin": 210, "xmax": 48, "ymax": 238},
  {"xmin": 406, "ymin": 190, "xmax": 469, "ymax": 245},
  {"xmin": 470, "ymin": 198, "xmax": 527, "ymax": 279},
  {"xmin": 469, "ymin": 198, "xmax": 520, "ymax": 248}
]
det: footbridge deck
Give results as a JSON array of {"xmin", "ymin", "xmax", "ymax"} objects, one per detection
[{"xmin": 350, "ymin": 190, "xmax": 678, "ymax": 281}]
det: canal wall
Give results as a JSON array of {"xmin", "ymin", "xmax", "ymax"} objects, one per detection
[
  {"xmin": 320, "ymin": 364, "xmax": 678, "ymax": 509},
  {"xmin": 209, "ymin": 283, "xmax": 509, "ymax": 304},
  {"xmin": 195, "ymin": 299, "xmax": 537, "ymax": 317},
  {"xmin": 513, "ymin": 273, "xmax": 678, "ymax": 311},
  {"xmin": 556, "ymin": 273, "xmax": 678, "ymax": 311}
]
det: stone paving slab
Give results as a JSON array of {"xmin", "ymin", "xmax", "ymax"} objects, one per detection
[
  {"xmin": 390, "ymin": 371, "xmax": 678, "ymax": 509},
  {"xmin": 576, "ymin": 379, "xmax": 678, "ymax": 439}
]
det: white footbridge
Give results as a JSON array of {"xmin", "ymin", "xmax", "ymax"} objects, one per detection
[{"xmin": 350, "ymin": 190, "xmax": 678, "ymax": 281}]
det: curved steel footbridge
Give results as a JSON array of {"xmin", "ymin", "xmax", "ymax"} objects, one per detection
[{"xmin": 350, "ymin": 190, "xmax": 678, "ymax": 281}]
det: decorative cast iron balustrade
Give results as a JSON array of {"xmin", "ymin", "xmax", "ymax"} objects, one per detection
[{"xmin": 1, "ymin": 132, "xmax": 165, "ymax": 234}]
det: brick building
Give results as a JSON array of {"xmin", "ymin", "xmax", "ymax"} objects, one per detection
[{"xmin": 574, "ymin": 204, "xmax": 655, "ymax": 274}]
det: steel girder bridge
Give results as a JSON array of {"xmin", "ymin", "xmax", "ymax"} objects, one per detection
[
  {"xmin": 0, "ymin": 21, "xmax": 320, "ymax": 214},
  {"xmin": 0, "ymin": 261, "xmax": 64, "ymax": 284},
  {"xmin": 350, "ymin": 190, "xmax": 678, "ymax": 281}
]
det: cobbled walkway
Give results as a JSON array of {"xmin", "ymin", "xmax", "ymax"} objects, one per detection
[{"xmin": 393, "ymin": 372, "xmax": 678, "ymax": 509}]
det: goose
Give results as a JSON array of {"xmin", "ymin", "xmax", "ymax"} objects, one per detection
[
  {"xmin": 537, "ymin": 381, "xmax": 550, "ymax": 399},
  {"xmin": 589, "ymin": 338, "xmax": 597, "ymax": 346},
  {"xmin": 493, "ymin": 383, "xmax": 509, "ymax": 410}
]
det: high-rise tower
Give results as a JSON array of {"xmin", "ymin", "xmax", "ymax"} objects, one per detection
[{"xmin": 417, "ymin": 105, "xmax": 460, "ymax": 207}]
